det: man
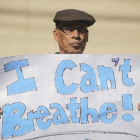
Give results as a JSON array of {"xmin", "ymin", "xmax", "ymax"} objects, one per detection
[{"xmin": 0, "ymin": 9, "xmax": 140, "ymax": 115}]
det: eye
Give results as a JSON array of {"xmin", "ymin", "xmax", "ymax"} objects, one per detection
[
  {"xmin": 78, "ymin": 29, "xmax": 88, "ymax": 34},
  {"xmin": 62, "ymin": 27, "xmax": 74, "ymax": 34},
  {"xmin": 66, "ymin": 27, "xmax": 74, "ymax": 32}
]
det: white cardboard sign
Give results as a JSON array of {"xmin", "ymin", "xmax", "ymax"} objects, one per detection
[{"xmin": 0, "ymin": 54, "xmax": 140, "ymax": 140}]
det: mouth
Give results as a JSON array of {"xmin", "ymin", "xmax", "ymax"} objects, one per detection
[{"xmin": 69, "ymin": 42, "xmax": 81, "ymax": 49}]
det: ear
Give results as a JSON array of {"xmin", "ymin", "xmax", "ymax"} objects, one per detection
[{"xmin": 53, "ymin": 29, "xmax": 58, "ymax": 41}]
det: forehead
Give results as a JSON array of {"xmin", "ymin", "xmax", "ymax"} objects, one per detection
[{"xmin": 56, "ymin": 22, "xmax": 87, "ymax": 28}]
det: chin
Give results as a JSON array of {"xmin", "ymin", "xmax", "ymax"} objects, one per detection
[{"xmin": 70, "ymin": 49, "xmax": 83, "ymax": 54}]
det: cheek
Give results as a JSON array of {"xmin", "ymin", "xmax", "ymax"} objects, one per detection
[
  {"xmin": 81, "ymin": 36, "xmax": 88, "ymax": 45},
  {"xmin": 58, "ymin": 34, "xmax": 69, "ymax": 46}
]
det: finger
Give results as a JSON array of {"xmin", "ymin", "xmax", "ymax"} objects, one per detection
[
  {"xmin": 138, "ymin": 107, "xmax": 140, "ymax": 111},
  {"xmin": 137, "ymin": 104, "xmax": 140, "ymax": 111},
  {"xmin": 0, "ymin": 107, "xmax": 3, "ymax": 115}
]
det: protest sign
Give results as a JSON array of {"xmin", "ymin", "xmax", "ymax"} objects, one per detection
[{"xmin": 0, "ymin": 54, "xmax": 140, "ymax": 140}]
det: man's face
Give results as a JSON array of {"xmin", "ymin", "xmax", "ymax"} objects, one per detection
[{"xmin": 53, "ymin": 23, "xmax": 88, "ymax": 54}]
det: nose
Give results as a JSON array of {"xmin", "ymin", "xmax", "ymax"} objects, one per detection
[{"xmin": 71, "ymin": 30, "xmax": 80, "ymax": 39}]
